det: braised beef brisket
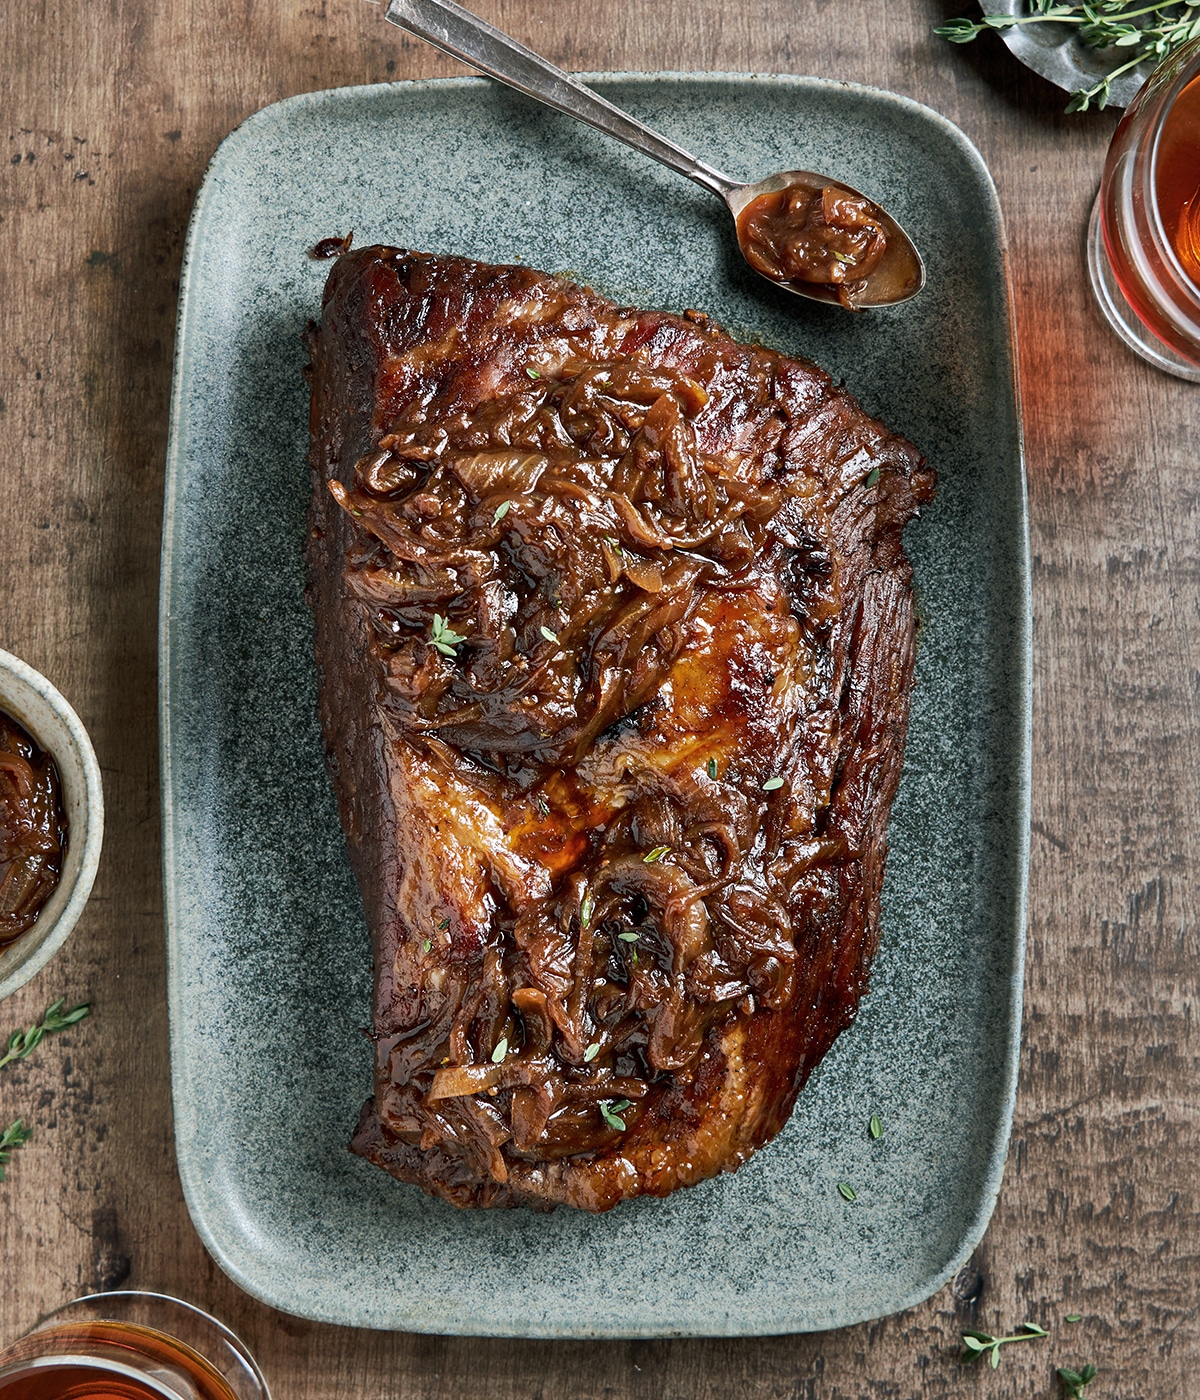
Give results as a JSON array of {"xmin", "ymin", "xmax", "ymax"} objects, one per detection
[{"xmin": 305, "ymin": 246, "xmax": 934, "ymax": 1212}]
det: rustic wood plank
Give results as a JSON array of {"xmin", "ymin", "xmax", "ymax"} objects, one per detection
[{"xmin": 3, "ymin": 0, "xmax": 1198, "ymax": 1395}]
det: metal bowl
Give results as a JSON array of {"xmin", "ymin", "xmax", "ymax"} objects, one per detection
[
  {"xmin": 991, "ymin": 0, "xmax": 1153, "ymax": 106},
  {"xmin": 0, "ymin": 650, "xmax": 103, "ymax": 1002}
]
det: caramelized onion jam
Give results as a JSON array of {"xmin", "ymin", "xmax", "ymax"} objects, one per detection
[
  {"xmin": 736, "ymin": 180, "xmax": 918, "ymax": 310},
  {"xmin": 0, "ymin": 709, "xmax": 67, "ymax": 946}
]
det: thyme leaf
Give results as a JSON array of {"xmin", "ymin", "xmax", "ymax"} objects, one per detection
[
  {"xmin": 600, "ymin": 1098, "xmax": 632, "ymax": 1131},
  {"xmin": 643, "ymin": 845, "xmax": 672, "ymax": 863},
  {"xmin": 1058, "ymin": 1363, "xmax": 1098, "ymax": 1398},
  {"xmin": 583, "ymin": 1042, "xmax": 600, "ymax": 1062},
  {"xmin": 0, "ymin": 1119, "xmax": 32, "ymax": 1182},
  {"xmin": 837, "ymin": 1182, "xmax": 857, "ymax": 1201},
  {"xmin": 491, "ymin": 1037, "xmax": 508, "ymax": 1064},
  {"xmin": 762, "ymin": 776, "xmax": 785, "ymax": 791},
  {"xmin": 869, "ymin": 1114, "xmax": 883, "ymax": 1140},
  {"xmin": 707, "ymin": 757, "xmax": 718, "ymax": 780},
  {"xmin": 492, "ymin": 500, "xmax": 511, "ymax": 524},
  {"xmin": 429, "ymin": 613, "xmax": 468, "ymax": 657}
]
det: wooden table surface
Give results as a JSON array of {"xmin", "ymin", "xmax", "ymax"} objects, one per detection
[{"xmin": 3, "ymin": 0, "xmax": 1198, "ymax": 1396}]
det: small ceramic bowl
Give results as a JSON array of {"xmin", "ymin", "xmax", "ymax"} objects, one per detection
[{"xmin": 0, "ymin": 649, "xmax": 104, "ymax": 1002}]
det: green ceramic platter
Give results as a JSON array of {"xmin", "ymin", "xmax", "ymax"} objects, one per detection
[{"xmin": 160, "ymin": 74, "xmax": 1029, "ymax": 1337}]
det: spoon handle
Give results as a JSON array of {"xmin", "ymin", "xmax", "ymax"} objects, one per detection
[{"xmin": 383, "ymin": 0, "xmax": 738, "ymax": 200}]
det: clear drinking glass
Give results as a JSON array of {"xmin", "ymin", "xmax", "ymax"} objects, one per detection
[
  {"xmin": 0, "ymin": 1292, "xmax": 271, "ymax": 1400},
  {"xmin": 1087, "ymin": 34, "xmax": 1200, "ymax": 381}
]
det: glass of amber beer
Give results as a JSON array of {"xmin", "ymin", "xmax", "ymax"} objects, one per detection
[
  {"xmin": 0, "ymin": 1292, "xmax": 270, "ymax": 1400},
  {"xmin": 1087, "ymin": 34, "xmax": 1200, "ymax": 381}
]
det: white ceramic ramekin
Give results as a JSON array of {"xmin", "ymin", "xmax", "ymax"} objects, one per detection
[{"xmin": 0, "ymin": 649, "xmax": 104, "ymax": 1002}]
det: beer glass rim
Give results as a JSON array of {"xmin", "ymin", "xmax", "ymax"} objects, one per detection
[{"xmin": 0, "ymin": 1290, "xmax": 270, "ymax": 1400}]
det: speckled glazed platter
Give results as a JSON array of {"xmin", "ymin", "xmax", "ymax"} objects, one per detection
[{"xmin": 160, "ymin": 74, "xmax": 1029, "ymax": 1338}]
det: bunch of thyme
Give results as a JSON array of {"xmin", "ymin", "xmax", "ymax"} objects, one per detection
[{"xmin": 937, "ymin": 1, "xmax": 1200, "ymax": 111}]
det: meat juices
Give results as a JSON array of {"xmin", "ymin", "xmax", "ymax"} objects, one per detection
[{"xmin": 305, "ymin": 247, "xmax": 934, "ymax": 1211}]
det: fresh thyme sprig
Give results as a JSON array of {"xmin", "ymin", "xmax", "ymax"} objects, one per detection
[
  {"xmin": 428, "ymin": 613, "xmax": 468, "ymax": 657},
  {"xmin": 0, "ymin": 1119, "xmax": 33, "ymax": 1182},
  {"xmin": 936, "ymin": 1, "xmax": 1200, "ymax": 111},
  {"xmin": 1058, "ymin": 1363, "xmax": 1098, "ymax": 1398},
  {"xmin": 0, "ymin": 999, "xmax": 91, "ymax": 1071},
  {"xmin": 961, "ymin": 1321, "xmax": 1048, "ymax": 1368}
]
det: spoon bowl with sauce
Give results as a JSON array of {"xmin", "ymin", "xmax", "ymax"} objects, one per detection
[
  {"xmin": 382, "ymin": 0, "xmax": 925, "ymax": 311},
  {"xmin": 729, "ymin": 170, "xmax": 925, "ymax": 310}
]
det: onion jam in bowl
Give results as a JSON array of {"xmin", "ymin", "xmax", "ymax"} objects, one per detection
[{"xmin": 0, "ymin": 649, "xmax": 103, "ymax": 1003}]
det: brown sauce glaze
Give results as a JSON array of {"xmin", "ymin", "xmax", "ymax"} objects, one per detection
[
  {"xmin": 0, "ymin": 709, "xmax": 67, "ymax": 946},
  {"xmin": 737, "ymin": 180, "xmax": 921, "ymax": 310},
  {"xmin": 309, "ymin": 231, "xmax": 354, "ymax": 260}
]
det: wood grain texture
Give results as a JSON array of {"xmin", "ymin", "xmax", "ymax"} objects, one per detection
[{"xmin": 2, "ymin": 0, "xmax": 1197, "ymax": 1395}]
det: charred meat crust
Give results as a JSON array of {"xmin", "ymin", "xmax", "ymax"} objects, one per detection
[{"xmin": 305, "ymin": 246, "xmax": 935, "ymax": 1212}]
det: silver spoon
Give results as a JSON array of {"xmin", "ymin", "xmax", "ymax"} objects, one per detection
[{"xmin": 381, "ymin": 0, "xmax": 925, "ymax": 310}]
